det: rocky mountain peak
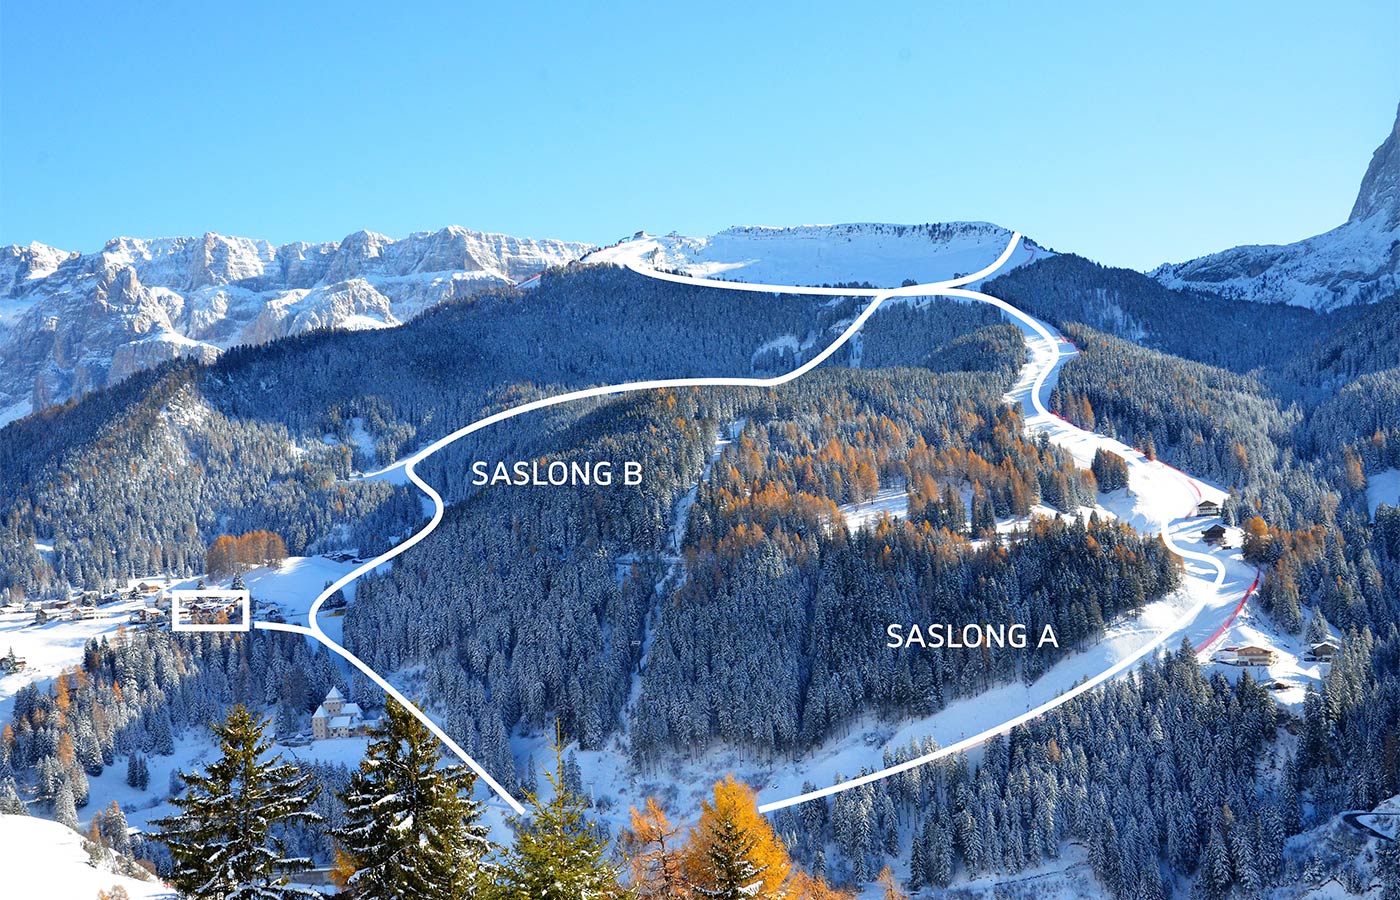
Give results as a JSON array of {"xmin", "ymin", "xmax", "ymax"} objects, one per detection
[
  {"xmin": 1349, "ymin": 101, "xmax": 1400, "ymax": 227},
  {"xmin": 0, "ymin": 224, "xmax": 593, "ymax": 426}
]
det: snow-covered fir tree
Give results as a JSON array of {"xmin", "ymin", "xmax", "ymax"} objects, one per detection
[
  {"xmin": 154, "ymin": 704, "xmax": 321, "ymax": 900},
  {"xmin": 332, "ymin": 698, "xmax": 491, "ymax": 900},
  {"xmin": 492, "ymin": 731, "xmax": 625, "ymax": 900}
]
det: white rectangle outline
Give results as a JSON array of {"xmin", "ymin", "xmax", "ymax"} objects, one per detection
[{"xmin": 170, "ymin": 589, "xmax": 251, "ymax": 633}]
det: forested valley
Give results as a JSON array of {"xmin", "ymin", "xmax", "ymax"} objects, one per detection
[{"xmin": 4, "ymin": 257, "xmax": 1400, "ymax": 898}]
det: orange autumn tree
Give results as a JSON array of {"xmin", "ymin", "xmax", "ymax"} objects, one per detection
[
  {"xmin": 619, "ymin": 797, "xmax": 689, "ymax": 899},
  {"xmin": 205, "ymin": 530, "xmax": 289, "ymax": 579},
  {"xmin": 790, "ymin": 870, "xmax": 856, "ymax": 900},
  {"xmin": 682, "ymin": 776, "xmax": 792, "ymax": 900}
]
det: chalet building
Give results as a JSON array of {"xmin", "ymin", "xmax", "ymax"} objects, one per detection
[
  {"xmin": 1233, "ymin": 645, "xmax": 1279, "ymax": 667},
  {"xmin": 1202, "ymin": 524, "xmax": 1228, "ymax": 546},
  {"xmin": 1307, "ymin": 640, "xmax": 1340, "ymax": 662},
  {"xmin": 1195, "ymin": 500, "xmax": 1222, "ymax": 517},
  {"xmin": 311, "ymin": 687, "xmax": 373, "ymax": 740},
  {"xmin": 133, "ymin": 607, "xmax": 167, "ymax": 625}
]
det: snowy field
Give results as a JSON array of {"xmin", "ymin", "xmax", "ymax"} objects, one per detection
[
  {"xmin": 0, "ymin": 814, "xmax": 173, "ymax": 899},
  {"xmin": 0, "ymin": 595, "xmax": 147, "ymax": 724},
  {"xmin": 1367, "ymin": 468, "xmax": 1400, "ymax": 520}
]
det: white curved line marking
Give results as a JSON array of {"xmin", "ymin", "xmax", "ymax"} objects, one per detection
[
  {"xmin": 617, "ymin": 249, "xmax": 1231, "ymax": 815},
  {"xmin": 254, "ymin": 233, "xmax": 1025, "ymax": 815},
  {"xmin": 751, "ymin": 287, "xmax": 1227, "ymax": 814}
]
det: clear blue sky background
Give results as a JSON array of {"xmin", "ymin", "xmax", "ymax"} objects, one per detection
[{"xmin": 2, "ymin": 1, "xmax": 1397, "ymax": 270}]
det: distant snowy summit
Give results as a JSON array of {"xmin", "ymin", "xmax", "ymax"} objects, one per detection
[
  {"xmin": 584, "ymin": 222, "xmax": 1046, "ymax": 288},
  {"xmin": 1152, "ymin": 102, "xmax": 1400, "ymax": 311},
  {"xmin": 0, "ymin": 226, "xmax": 593, "ymax": 426}
]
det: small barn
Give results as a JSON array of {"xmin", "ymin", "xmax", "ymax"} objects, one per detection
[{"xmin": 1202, "ymin": 524, "xmax": 1228, "ymax": 546}]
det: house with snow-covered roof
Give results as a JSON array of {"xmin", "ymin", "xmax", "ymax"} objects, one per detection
[{"xmin": 310, "ymin": 686, "xmax": 374, "ymax": 740}]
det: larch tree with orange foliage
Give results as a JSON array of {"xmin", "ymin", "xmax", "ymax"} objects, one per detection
[
  {"xmin": 683, "ymin": 777, "xmax": 791, "ymax": 900},
  {"xmin": 619, "ymin": 797, "xmax": 690, "ymax": 899}
]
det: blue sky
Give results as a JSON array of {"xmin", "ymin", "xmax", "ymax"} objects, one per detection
[{"xmin": 2, "ymin": 1, "xmax": 1397, "ymax": 270}]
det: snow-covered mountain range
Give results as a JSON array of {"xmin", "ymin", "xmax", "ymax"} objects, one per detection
[
  {"xmin": 1152, "ymin": 102, "xmax": 1400, "ymax": 310},
  {"xmin": 6, "ymin": 99, "xmax": 1395, "ymax": 430},
  {"xmin": 584, "ymin": 221, "xmax": 1044, "ymax": 287},
  {"xmin": 0, "ymin": 227, "xmax": 593, "ymax": 425}
]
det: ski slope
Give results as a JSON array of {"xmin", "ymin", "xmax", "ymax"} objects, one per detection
[
  {"xmin": 613, "ymin": 235, "xmax": 1262, "ymax": 813},
  {"xmin": 215, "ymin": 223, "xmax": 1260, "ymax": 819},
  {"xmin": 0, "ymin": 814, "xmax": 172, "ymax": 899},
  {"xmin": 585, "ymin": 223, "xmax": 1049, "ymax": 288},
  {"xmin": 252, "ymin": 233, "xmax": 1028, "ymax": 816}
]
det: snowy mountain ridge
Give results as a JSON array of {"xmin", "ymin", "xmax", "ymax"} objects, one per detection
[
  {"xmin": 0, "ymin": 226, "xmax": 594, "ymax": 426},
  {"xmin": 1151, "ymin": 102, "xmax": 1400, "ymax": 310},
  {"xmin": 584, "ymin": 221, "xmax": 1046, "ymax": 287}
]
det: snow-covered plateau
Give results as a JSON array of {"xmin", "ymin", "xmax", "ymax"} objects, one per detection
[{"xmin": 585, "ymin": 221, "xmax": 1050, "ymax": 288}]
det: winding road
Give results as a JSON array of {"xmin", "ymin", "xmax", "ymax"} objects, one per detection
[{"xmin": 252, "ymin": 230, "xmax": 1257, "ymax": 818}]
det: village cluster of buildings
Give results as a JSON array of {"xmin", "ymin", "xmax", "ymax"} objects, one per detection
[{"xmin": 1188, "ymin": 500, "xmax": 1346, "ymax": 674}]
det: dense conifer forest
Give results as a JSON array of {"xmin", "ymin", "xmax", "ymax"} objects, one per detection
[{"xmin": 3, "ymin": 261, "xmax": 1400, "ymax": 898}]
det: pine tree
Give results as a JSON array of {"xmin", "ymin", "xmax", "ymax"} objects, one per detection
[
  {"xmin": 153, "ymin": 704, "xmax": 321, "ymax": 900},
  {"xmin": 98, "ymin": 801, "xmax": 133, "ymax": 857},
  {"xmin": 126, "ymin": 753, "xmax": 149, "ymax": 790},
  {"xmin": 493, "ymin": 729, "xmax": 625, "ymax": 900},
  {"xmin": 53, "ymin": 780, "xmax": 79, "ymax": 830},
  {"xmin": 683, "ymin": 777, "xmax": 791, "ymax": 900},
  {"xmin": 1379, "ymin": 840, "xmax": 1400, "ymax": 900},
  {"xmin": 696, "ymin": 810, "xmax": 766, "ymax": 900},
  {"xmin": 332, "ymin": 698, "xmax": 491, "ymax": 900},
  {"xmin": 1091, "ymin": 448, "xmax": 1129, "ymax": 493}
]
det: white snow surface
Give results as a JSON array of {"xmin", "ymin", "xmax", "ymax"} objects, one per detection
[
  {"xmin": 0, "ymin": 814, "xmax": 172, "ymax": 899},
  {"xmin": 586, "ymin": 222, "xmax": 1049, "ymax": 289},
  {"xmin": 1152, "ymin": 209, "xmax": 1399, "ymax": 310},
  {"xmin": 1366, "ymin": 468, "xmax": 1400, "ymax": 520},
  {"xmin": 0, "ymin": 595, "xmax": 148, "ymax": 725}
]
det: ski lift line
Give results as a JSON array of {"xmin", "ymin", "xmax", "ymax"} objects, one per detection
[{"xmin": 249, "ymin": 233, "xmax": 1026, "ymax": 817}]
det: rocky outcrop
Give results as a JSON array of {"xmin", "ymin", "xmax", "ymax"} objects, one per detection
[
  {"xmin": 0, "ymin": 226, "xmax": 592, "ymax": 424},
  {"xmin": 1152, "ymin": 103, "xmax": 1400, "ymax": 310},
  {"xmin": 1351, "ymin": 101, "xmax": 1400, "ymax": 228}
]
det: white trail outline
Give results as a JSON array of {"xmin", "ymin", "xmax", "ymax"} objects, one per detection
[
  {"xmin": 620, "ymin": 254, "xmax": 1232, "ymax": 814},
  {"xmin": 254, "ymin": 233, "xmax": 1026, "ymax": 815}
]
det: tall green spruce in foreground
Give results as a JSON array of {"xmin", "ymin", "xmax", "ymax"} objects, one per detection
[
  {"xmin": 332, "ymin": 698, "xmax": 491, "ymax": 899},
  {"xmin": 154, "ymin": 705, "xmax": 320, "ymax": 900},
  {"xmin": 493, "ymin": 729, "xmax": 629, "ymax": 900}
]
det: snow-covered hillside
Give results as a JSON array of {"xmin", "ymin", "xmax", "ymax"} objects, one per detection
[
  {"xmin": 0, "ymin": 226, "xmax": 593, "ymax": 426},
  {"xmin": 585, "ymin": 222, "xmax": 1048, "ymax": 288},
  {"xmin": 0, "ymin": 815, "xmax": 171, "ymax": 899},
  {"xmin": 1152, "ymin": 103, "xmax": 1400, "ymax": 310}
]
